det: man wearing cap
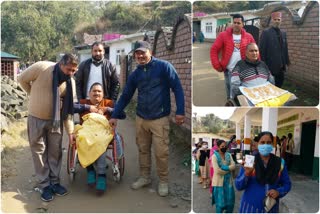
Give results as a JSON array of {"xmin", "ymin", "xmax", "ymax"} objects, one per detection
[
  {"xmin": 75, "ymin": 41, "xmax": 120, "ymax": 102},
  {"xmin": 210, "ymin": 14, "xmax": 256, "ymax": 100},
  {"xmin": 259, "ymin": 11, "xmax": 290, "ymax": 88},
  {"xmin": 109, "ymin": 40, "xmax": 185, "ymax": 197}
]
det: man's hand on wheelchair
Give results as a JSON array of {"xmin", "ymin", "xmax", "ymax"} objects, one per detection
[
  {"xmin": 89, "ymin": 105, "xmax": 99, "ymax": 113},
  {"xmin": 99, "ymin": 107, "xmax": 114, "ymax": 115},
  {"xmin": 109, "ymin": 118, "xmax": 118, "ymax": 129}
]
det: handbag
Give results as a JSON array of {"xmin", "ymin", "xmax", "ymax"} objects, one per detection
[{"xmin": 263, "ymin": 195, "xmax": 277, "ymax": 212}]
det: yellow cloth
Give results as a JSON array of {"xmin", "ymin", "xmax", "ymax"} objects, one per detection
[
  {"xmin": 255, "ymin": 92, "xmax": 293, "ymax": 107},
  {"xmin": 74, "ymin": 113, "xmax": 113, "ymax": 168}
]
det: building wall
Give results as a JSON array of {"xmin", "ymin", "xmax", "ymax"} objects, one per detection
[
  {"xmin": 260, "ymin": 2, "xmax": 319, "ymax": 95},
  {"xmin": 109, "ymin": 41, "xmax": 135, "ymax": 76},
  {"xmin": 77, "ymin": 49, "xmax": 91, "ymax": 63},
  {"xmin": 1, "ymin": 59, "xmax": 18, "ymax": 81},
  {"xmin": 277, "ymin": 108, "xmax": 319, "ymax": 180},
  {"xmin": 193, "ymin": 132, "xmax": 229, "ymax": 148},
  {"xmin": 201, "ymin": 17, "xmax": 217, "ymax": 39},
  {"xmin": 152, "ymin": 16, "xmax": 192, "ymax": 131}
]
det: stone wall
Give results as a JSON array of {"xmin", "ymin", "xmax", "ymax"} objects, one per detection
[
  {"xmin": 1, "ymin": 75, "xmax": 28, "ymax": 133},
  {"xmin": 260, "ymin": 2, "xmax": 319, "ymax": 95}
]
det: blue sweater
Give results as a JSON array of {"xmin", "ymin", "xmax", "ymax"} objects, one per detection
[
  {"xmin": 111, "ymin": 57, "xmax": 185, "ymax": 120},
  {"xmin": 235, "ymin": 159, "xmax": 291, "ymax": 213}
]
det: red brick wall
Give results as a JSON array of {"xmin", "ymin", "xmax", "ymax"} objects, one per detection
[
  {"xmin": 1, "ymin": 60, "xmax": 14, "ymax": 79},
  {"xmin": 260, "ymin": 2, "xmax": 319, "ymax": 94},
  {"xmin": 152, "ymin": 16, "xmax": 192, "ymax": 130}
]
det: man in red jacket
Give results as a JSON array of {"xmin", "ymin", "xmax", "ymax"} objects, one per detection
[{"xmin": 210, "ymin": 14, "xmax": 256, "ymax": 100}]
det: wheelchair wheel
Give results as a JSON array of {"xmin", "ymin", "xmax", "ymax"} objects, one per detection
[
  {"xmin": 119, "ymin": 134, "xmax": 125, "ymax": 177},
  {"xmin": 67, "ymin": 144, "xmax": 78, "ymax": 182}
]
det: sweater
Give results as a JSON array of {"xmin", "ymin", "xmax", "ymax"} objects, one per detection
[
  {"xmin": 210, "ymin": 27, "xmax": 256, "ymax": 72},
  {"xmin": 230, "ymin": 59, "xmax": 275, "ymax": 98},
  {"xmin": 235, "ymin": 158, "xmax": 291, "ymax": 213},
  {"xmin": 111, "ymin": 57, "xmax": 185, "ymax": 120},
  {"xmin": 17, "ymin": 61, "xmax": 75, "ymax": 134}
]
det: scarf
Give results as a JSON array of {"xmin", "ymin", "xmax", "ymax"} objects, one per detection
[
  {"xmin": 254, "ymin": 153, "xmax": 281, "ymax": 185},
  {"xmin": 245, "ymin": 58, "xmax": 261, "ymax": 67},
  {"xmin": 52, "ymin": 63, "xmax": 74, "ymax": 131},
  {"xmin": 92, "ymin": 57, "xmax": 104, "ymax": 66},
  {"xmin": 214, "ymin": 151, "xmax": 232, "ymax": 180}
]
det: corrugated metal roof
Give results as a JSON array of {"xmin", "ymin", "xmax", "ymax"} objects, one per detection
[{"xmin": 1, "ymin": 51, "xmax": 20, "ymax": 59}]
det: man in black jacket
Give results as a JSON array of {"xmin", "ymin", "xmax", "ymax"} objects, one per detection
[
  {"xmin": 259, "ymin": 12, "xmax": 290, "ymax": 88},
  {"xmin": 75, "ymin": 42, "xmax": 120, "ymax": 102}
]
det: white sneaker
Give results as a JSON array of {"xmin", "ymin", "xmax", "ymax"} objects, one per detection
[
  {"xmin": 158, "ymin": 182, "xmax": 169, "ymax": 197},
  {"xmin": 131, "ymin": 177, "xmax": 151, "ymax": 190}
]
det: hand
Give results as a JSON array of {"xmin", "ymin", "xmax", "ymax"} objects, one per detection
[
  {"xmin": 89, "ymin": 105, "xmax": 98, "ymax": 113},
  {"xmin": 68, "ymin": 134, "xmax": 75, "ymax": 146},
  {"xmin": 244, "ymin": 166, "xmax": 254, "ymax": 176},
  {"xmin": 97, "ymin": 109, "xmax": 104, "ymax": 115},
  {"xmin": 217, "ymin": 67, "xmax": 223, "ymax": 72},
  {"xmin": 106, "ymin": 107, "xmax": 113, "ymax": 113},
  {"xmin": 267, "ymin": 189, "xmax": 279, "ymax": 199},
  {"xmin": 175, "ymin": 115, "xmax": 185, "ymax": 125},
  {"xmin": 221, "ymin": 165, "xmax": 229, "ymax": 171},
  {"xmin": 109, "ymin": 118, "xmax": 118, "ymax": 129}
]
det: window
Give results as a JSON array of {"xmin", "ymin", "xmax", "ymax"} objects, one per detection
[
  {"xmin": 217, "ymin": 18, "xmax": 231, "ymax": 26},
  {"xmin": 116, "ymin": 49, "xmax": 125, "ymax": 65},
  {"xmin": 205, "ymin": 22, "xmax": 212, "ymax": 33}
]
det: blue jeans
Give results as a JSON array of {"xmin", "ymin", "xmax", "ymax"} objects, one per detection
[
  {"xmin": 224, "ymin": 70, "xmax": 231, "ymax": 99},
  {"xmin": 94, "ymin": 151, "xmax": 107, "ymax": 174}
]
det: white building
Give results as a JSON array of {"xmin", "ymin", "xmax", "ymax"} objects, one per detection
[
  {"xmin": 103, "ymin": 32, "xmax": 147, "ymax": 75},
  {"xmin": 193, "ymin": 10, "xmax": 259, "ymax": 40},
  {"xmin": 192, "ymin": 132, "xmax": 229, "ymax": 149},
  {"xmin": 74, "ymin": 32, "xmax": 149, "ymax": 76}
]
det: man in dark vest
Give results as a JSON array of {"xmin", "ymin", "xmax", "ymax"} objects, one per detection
[{"xmin": 259, "ymin": 12, "xmax": 290, "ymax": 88}]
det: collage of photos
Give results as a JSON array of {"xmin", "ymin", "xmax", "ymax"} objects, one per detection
[
  {"xmin": 192, "ymin": 1, "xmax": 319, "ymax": 213},
  {"xmin": 0, "ymin": 0, "xmax": 319, "ymax": 214}
]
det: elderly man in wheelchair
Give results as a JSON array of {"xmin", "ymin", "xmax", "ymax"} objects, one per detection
[
  {"xmin": 71, "ymin": 82, "xmax": 125, "ymax": 195},
  {"xmin": 228, "ymin": 43, "xmax": 296, "ymax": 106}
]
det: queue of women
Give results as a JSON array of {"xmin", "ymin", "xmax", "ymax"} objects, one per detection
[{"xmin": 193, "ymin": 131, "xmax": 292, "ymax": 213}]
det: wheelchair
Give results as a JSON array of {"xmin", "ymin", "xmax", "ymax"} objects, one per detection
[
  {"xmin": 225, "ymin": 95, "xmax": 252, "ymax": 106},
  {"xmin": 67, "ymin": 129, "xmax": 125, "ymax": 183},
  {"xmin": 67, "ymin": 104, "xmax": 126, "ymax": 183}
]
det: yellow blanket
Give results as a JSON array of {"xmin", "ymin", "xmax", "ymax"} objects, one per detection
[{"xmin": 74, "ymin": 113, "xmax": 113, "ymax": 168}]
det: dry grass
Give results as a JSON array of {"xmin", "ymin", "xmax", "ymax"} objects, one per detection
[{"xmin": 1, "ymin": 119, "xmax": 28, "ymax": 179}]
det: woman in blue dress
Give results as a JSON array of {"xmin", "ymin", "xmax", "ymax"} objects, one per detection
[
  {"xmin": 235, "ymin": 131, "xmax": 291, "ymax": 213},
  {"xmin": 211, "ymin": 139, "xmax": 236, "ymax": 213}
]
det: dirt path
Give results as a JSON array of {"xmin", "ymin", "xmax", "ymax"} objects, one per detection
[
  {"xmin": 192, "ymin": 42, "xmax": 227, "ymax": 106},
  {"xmin": 1, "ymin": 118, "xmax": 191, "ymax": 213}
]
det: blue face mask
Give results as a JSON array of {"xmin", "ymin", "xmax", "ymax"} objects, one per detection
[{"xmin": 258, "ymin": 144, "xmax": 273, "ymax": 156}]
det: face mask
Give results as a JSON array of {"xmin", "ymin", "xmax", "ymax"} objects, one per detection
[
  {"xmin": 220, "ymin": 148, "xmax": 227, "ymax": 153},
  {"xmin": 258, "ymin": 144, "xmax": 273, "ymax": 156},
  {"xmin": 202, "ymin": 145, "xmax": 208, "ymax": 149}
]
